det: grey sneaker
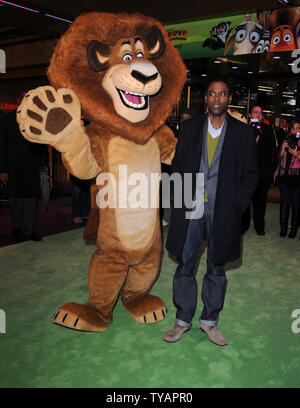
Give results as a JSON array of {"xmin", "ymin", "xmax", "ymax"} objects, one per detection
[
  {"xmin": 200, "ymin": 324, "xmax": 228, "ymax": 346},
  {"xmin": 163, "ymin": 323, "xmax": 190, "ymax": 343}
]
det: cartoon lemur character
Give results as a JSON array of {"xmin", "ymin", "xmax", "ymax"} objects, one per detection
[
  {"xmin": 203, "ymin": 21, "xmax": 232, "ymax": 50},
  {"xmin": 17, "ymin": 12, "xmax": 186, "ymax": 332},
  {"xmin": 225, "ymin": 14, "xmax": 263, "ymax": 55}
]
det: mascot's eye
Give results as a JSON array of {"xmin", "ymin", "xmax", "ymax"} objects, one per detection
[
  {"xmin": 236, "ymin": 28, "xmax": 246, "ymax": 42},
  {"xmin": 123, "ymin": 54, "xmax": 132, "ymax": 62},
  {"xmin": 136, "ymin": 52, "xmax": 144, "ymax": 58},
  {"xmin": 250, "ymin": 31, "xmax": 261, "ymax": 44},
  {"xmin": 284, "ymin": 33, "xmax": 292, "ymax": 42},
  {"xmin": 263, "ymin": 44, "xmax": 269, "ymax": 53},
  {"xmin": 273, "ymin": 35, "xmax": 280, "ymax": 45}
]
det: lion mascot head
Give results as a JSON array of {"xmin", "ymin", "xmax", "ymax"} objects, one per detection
[{"xmin": 48, "ymin": 12, "xmax": 186, "ymax": 144}]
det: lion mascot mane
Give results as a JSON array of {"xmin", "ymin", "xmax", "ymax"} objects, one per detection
[{"xmin": 17, "ymin": 12, "xmax": 186, "ymax": 332}]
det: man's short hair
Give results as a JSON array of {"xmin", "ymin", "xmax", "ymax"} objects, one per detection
[
  {"xmin": 205, "ymin": 76, "xmax": 231, "ymax": 94},
  {"xmin": 249, "ymin": 104, "xmax": 263, "ymax": 114},
  {"xmin": 282, "ymin": 117, "xmax": 290, "ymax": 125}
]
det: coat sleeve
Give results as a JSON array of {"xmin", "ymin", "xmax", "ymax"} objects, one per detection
[
  {"xmin": 239, "ymin": 127, "xmax": 259, "ymax": 213},
  {"xmin": 170, "ymin": 122, "xmax": 187, "ymax": 175}
]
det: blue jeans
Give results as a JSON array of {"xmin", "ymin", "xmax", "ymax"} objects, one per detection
[{"xmin": 173, "ymin": 216, "xmax": 227, "ymax": 328}]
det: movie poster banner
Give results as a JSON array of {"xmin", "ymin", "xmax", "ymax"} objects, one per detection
[{"xmin": 165, "ymin": 7, "xmax": 300, "ymax": 59}]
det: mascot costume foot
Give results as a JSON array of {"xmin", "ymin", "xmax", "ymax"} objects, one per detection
[{"xmin": 17, "ymin": 12, "xmax": 186, "ymax": 332}]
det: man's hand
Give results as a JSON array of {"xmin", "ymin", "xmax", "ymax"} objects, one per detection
[{"xmin": 0, "ymin": 173, "xmax": 8, "ymax": 184}]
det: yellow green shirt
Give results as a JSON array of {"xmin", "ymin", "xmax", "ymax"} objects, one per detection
[{"xmin": 204, "ymin": 132, "xmax": 220, "ymax": 202}]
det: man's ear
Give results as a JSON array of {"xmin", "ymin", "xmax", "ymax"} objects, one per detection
[
  {"xmin": 87, "ymin": 40, "xmax": 111, "ymax": 72},
  {"xmin": 145, "ymin": 26, "xmax": 165, "ymax": 59},
  {"xmin": 228, "ymin": 94, "xmax": 232, "ymax": 104}
]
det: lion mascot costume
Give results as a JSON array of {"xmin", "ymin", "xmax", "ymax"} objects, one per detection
[{"xmin": 17, "ymin": 12, "xmax": 186, "ymax": 332}]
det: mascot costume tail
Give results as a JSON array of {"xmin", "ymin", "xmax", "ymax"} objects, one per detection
[{"xmin": 17, "ymin": 12, "xmax": 186, "ymax": 332}]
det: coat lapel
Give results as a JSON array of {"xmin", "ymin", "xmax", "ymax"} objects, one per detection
[
  {"xmin": 191, "ymin": 114, "xmax": 207, "ymax": 174},
  {"xmin": 219, "ymin": 114, "xmax": 235, "ymax": 172}
]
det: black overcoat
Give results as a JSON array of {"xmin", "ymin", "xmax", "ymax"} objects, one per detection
[
  {"xmin": 0, "ymin": 110, "xmax": 46, "ymax": 198},
  {"xmin": 166, "ymin": 113, "xmax": 259, "ymax": 264}
]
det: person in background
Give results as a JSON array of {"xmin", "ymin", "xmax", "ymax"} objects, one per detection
[
  {"xmin": 275, "ymin": 119, "xmax": 300, "ymax": 239},
  {"xmin": 241, "ymin": 105, "xmax": 277, "ymax": 235},
  {"xmin": 276, "ymin": 117, "xmax": 290, "ymax": 150},
  {"xmin": 282, "ymin": 118, "xmax": 290, "ymax": 137},
  {"xmin": 0, "ymin": 92, "xmax": 47, "ymax": 242},
  {"xmin": 71, "ymin": 175, "xmax": 91, "ymax": 225},
  {"xmin": 71, "ymin": 117, "xmax": 91, "ymax": 225}
]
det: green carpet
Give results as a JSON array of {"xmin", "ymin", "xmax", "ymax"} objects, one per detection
[{"xmin": 1, "ymin": 203, "xmax": 300, "ymax": 388}]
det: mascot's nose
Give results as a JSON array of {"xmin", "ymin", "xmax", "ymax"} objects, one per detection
[
  {"xmin": 131, "ymin": 70, "xmax": 158, "ymax": 84},
  {"xmin": 130, "ymin": 61, "xmax": 158, "ymax": 84}
]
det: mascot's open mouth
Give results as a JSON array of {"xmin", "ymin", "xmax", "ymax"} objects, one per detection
[{"xmin": 117, "ymin": 88, "xmax": 149, "ymax": 110}]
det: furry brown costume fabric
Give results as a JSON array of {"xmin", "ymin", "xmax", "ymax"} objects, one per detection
[{"xmin": 17, "ymin": 12, "xmax": 186, "ymax": 332}]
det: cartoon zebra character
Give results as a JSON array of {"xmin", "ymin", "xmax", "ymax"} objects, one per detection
[{"xmin": 253, "ymin": 30, "xmax": 271, "ymax": 53}]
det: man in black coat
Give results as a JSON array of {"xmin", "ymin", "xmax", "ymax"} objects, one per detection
[
  {"xmin": 0, "ymin": 94, "xmax": 46, "ymax": 242},
  {"xmin": 241, "ymin": 105, "xmax": 277, "ymax": 235},
  {"xmin": 163, "ymin": 78, "xmax": 259, "ymax": 346}
]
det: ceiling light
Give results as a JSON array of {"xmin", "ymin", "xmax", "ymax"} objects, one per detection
[
  {"xmin": 258, "ymin": 86, "xmax": 273, "ymax": 90},
  {"xmin": 0, "ymin": 0, "xmax": 73, "ymax": 23},
  {"xmin": 0, "ymin": 0, "xmax": 39, "ymax": 13},
  {"xmin": 45, "ymin": 14, "xmax": 73, "ymax": 24}
]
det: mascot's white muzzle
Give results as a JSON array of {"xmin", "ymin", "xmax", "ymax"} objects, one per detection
[{"xmin": 106, "ymin": 59, "xmax": 162, "ymax": 122}]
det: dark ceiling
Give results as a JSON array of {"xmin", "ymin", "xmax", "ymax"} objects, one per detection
[{"xmin": 1, "ymin": 0, "xmax": 300, "ymax": 46}]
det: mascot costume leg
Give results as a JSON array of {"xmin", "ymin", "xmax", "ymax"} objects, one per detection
[{"xmin": 17, "ymin": 12, "xmax": 186, "ymax": 332}]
